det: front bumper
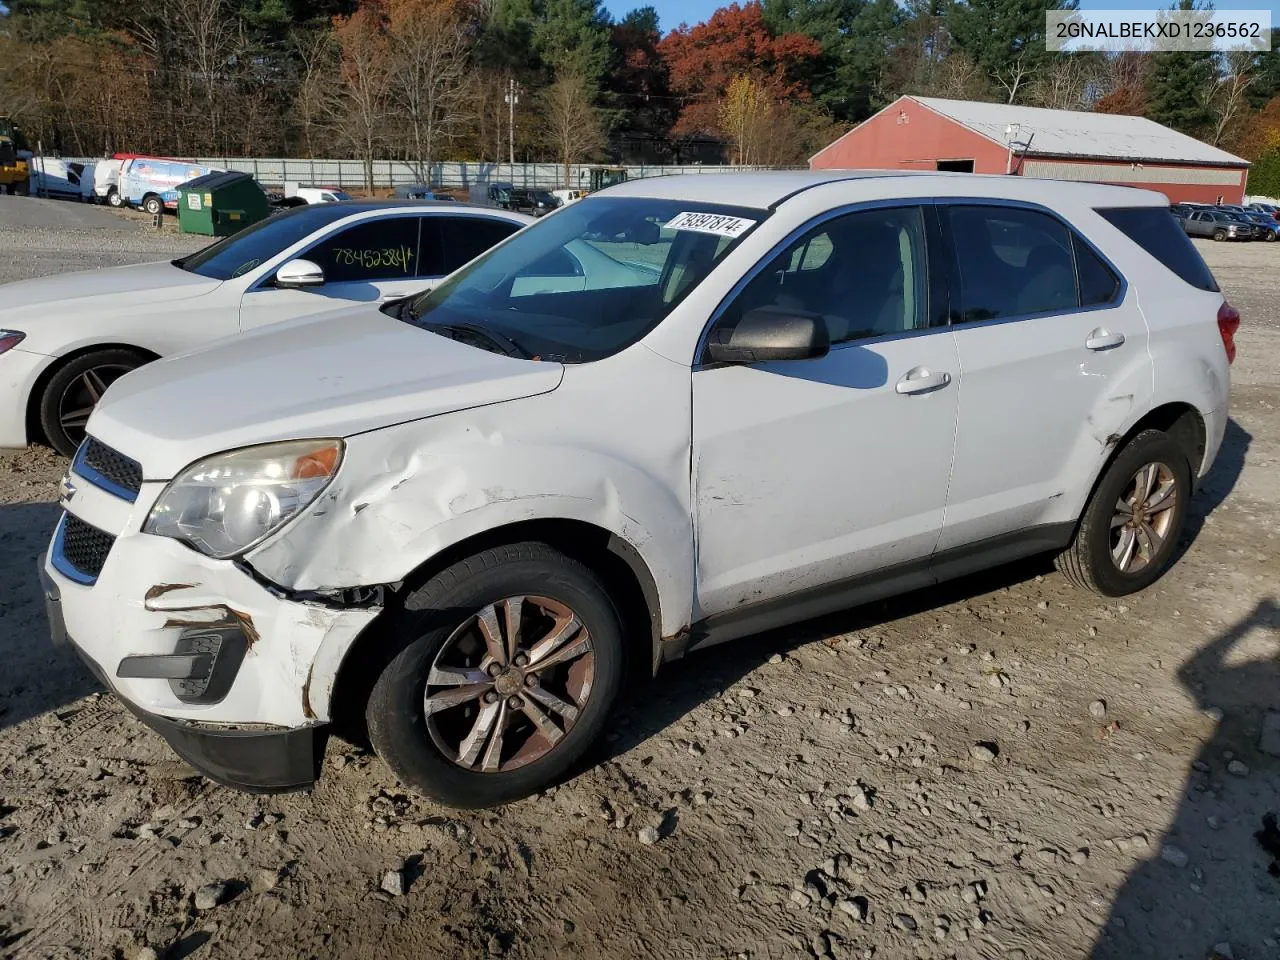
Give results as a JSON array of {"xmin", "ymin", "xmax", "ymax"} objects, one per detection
[{"xmin": 40, "ymin": 557, "xmax": 327, "ymax": 792}]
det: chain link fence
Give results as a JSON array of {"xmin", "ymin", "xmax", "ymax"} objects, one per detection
[{"xmin": 189, "ymin": 158, "xmax": 805, "ymax": 192}]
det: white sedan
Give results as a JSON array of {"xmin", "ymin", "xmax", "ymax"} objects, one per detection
[{"xmin": 0, "ymin": 202, "xmax": 532, "ymax": 455}]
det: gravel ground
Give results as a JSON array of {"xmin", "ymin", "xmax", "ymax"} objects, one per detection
[{"xmin": 0, "ymin": 198, "xmax": 1278, "ymax": 960}]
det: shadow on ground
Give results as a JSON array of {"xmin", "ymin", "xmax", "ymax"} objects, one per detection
[
  {"xmin": 1090, "ymin": 598, "xmax": 1280, "ymax": 959},
  {"xmin": 0, "ymin": 502, "xmax": 101, "ymax": 731}
]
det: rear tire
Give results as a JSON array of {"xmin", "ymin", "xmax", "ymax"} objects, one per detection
[
  {"xmin": 142, "ymin": 194, "xmax": 162, "ymax": 216},
  {"xmin": 366, "ymin": 542, "xmax": 624, "ymax": 808},
  {"xmin": 38, "ymin": 349, "xmax": 149, "ymax": 456},
  {"xmin": 106, "ymin": 188, "xmax": 122, "ymax": 208},
  {"xmin": 1055, "ymin": 430, "xmax": 1191, "ymax": 597}
]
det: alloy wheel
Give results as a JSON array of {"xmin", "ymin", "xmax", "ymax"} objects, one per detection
[
  {"xmin": 57, "ymin": 363, "xmax": 132, "ymax": 448},
  {"xmin": 1110, "ymin": 461, "xmax": 1178, "ymax": 574},
  {"xmin": 424, "ymin": 596, "xmax": 595, "ymax": 773}
]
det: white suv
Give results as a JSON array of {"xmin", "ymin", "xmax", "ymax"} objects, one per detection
[{"xmin": 40, "ymin": 172, "xmax": 1236, "ymax": 808}]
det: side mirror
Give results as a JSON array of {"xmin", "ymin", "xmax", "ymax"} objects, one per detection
[
  {"xmin": 275, "ymin": 258, "xmax": 324, "ymax": 288},
  {"xmin": 706, "ymin": 307, "xmax": 830, "ymax": 364}
]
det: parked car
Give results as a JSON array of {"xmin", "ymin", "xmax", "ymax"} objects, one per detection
[
  {"xmin": 1169, "ymin": 203, "xmax": 1193, "ymax": 224},
  {"xmin": 1183, "ymin": 209, "xmax": 1256, "ymax": 241},
  {"xmin": 1239, "ymin": 210, "xmax": 1280, "ymax": 241},
  {"xmin": 1246, "ymin": 201, "xmax": 1280, "ymax": 219},
  {"xmin": 551, "ymin": 188, "xmax": 584, "ymax": 206},
  {"xmin": 39, "ymin": 173, "xmax": 1235, "ymax": 807},
  {"xmin": 293, "ymin": 187, "xmax": 354, "ymax": 204},
  {"xmin": 508, "ymin": 188, "xmax": 561, "ymax": 217},
  {"xmin": 0, "ymin": 202, "xmax": 531, "ymax": 455},
  {"xmin": 468, "ymin": 181, "xmax": 516, "ymax": 209}
]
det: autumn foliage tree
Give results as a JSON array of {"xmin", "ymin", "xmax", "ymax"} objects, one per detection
[{"xmin": 658, "ymin": 2, "xmax": 822, "ymax": 140}]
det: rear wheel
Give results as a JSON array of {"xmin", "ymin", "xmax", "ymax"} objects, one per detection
[
  {"xmin": 106, "ymin": 188, "xmax": 122, "ymax": 208},
  {"xmin": 1055, "ymin": 430, "xmax": 1191, "ymax": 596},
  {"xmin": 366, "ymin": 542, "xmax": 624, "ymax": 808},
  {"xmin": 142, "ymin": 194, "xmax": 162, "ymax": 216},
  {"xmin": 38, "ymin": 349, "xmax": 149, "ymax": 456}
]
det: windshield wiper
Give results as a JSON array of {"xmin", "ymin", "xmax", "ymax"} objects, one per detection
[{"xmin": 420, "ymin": 321, "xmax": 532, "ymax": 359}]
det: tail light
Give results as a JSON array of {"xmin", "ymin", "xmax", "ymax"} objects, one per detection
[{"xmin": 1217, "ymin": 301, "xmax": 1240, "ymax": 364}]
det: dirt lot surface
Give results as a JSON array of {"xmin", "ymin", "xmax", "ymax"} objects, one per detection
[{"xmin": 0, "ymin": 198, "xmax": 1277, "ymax": 960}]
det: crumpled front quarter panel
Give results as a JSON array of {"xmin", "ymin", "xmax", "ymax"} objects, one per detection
[{"xmin": 247, "ymin": 345, "xmax": 695, "ymax": 638}]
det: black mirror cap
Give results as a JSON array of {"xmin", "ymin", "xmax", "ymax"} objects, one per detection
[{"xmin": 706, "ymin": 307, "xmax": 831, "ymax": 364}]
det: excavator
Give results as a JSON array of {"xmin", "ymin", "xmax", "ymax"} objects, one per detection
[{"xmin": 0, "ymin": 117, "xmax": 30, "ymax": 194}]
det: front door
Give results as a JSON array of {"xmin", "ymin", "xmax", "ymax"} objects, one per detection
[
  {"xmin": 935, "ymin": 202, "xmax": 1152, "ymax": 551},
  {"xmin": 239, "ymin": 214, "xmax": 430, "ymax": 331},
  {"xmin": 692, "ymin": 204, "xmax": 960, "ymax": 625}
]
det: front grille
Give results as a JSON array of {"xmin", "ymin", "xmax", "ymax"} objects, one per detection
[
  {"xmin": 75, "ymin": 437, "xmax": 142, "ymax": 502},
  {"xmin": 54, "ymin": 513, "xmax": 116, "ymax": 584}
]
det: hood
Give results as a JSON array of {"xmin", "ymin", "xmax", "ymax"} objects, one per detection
[
  {"xmin": 0, "ymin": 261, "xmax": 221, "ymax": 317},
  {"xmin": 87, "ymin": 305, "xmax": 565, "ymax": 479}
]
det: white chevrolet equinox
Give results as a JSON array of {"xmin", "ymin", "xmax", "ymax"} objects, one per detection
[{"xmin": 40, "ymin": 172, "xmax": 1236, "ymax": 807}]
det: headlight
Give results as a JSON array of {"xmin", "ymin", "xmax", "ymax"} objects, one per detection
[
  {"xmin": 144, "ymin": 439, "xmax": 343, "ymax": 558},
  {"xmin": 0, "ymin": 330, "xmax": 25, "ymax": 355}
]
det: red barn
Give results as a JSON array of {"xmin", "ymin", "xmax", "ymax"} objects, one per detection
[{"xmin": 810, "ymin": 95, "xmax": 1250, "ymax": 205}]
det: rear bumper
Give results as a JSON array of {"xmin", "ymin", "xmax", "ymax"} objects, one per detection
[{"xmin": 40, "ymin": 552, "xmax": 329, "ymax": 794}]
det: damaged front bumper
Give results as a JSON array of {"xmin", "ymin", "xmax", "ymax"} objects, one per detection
[{"xmin": 39, "ymin": 518, "xmax": 381, "ymax": 793}]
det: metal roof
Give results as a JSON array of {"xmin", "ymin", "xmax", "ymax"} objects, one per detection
[{"xmin": 911, "ymin": 97, "xmax": 1248, "ymax": 167}]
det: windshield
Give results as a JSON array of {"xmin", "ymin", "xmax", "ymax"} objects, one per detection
[
  {"xmin": 175, "ymin": 206, "xmax": 357, "ymax": 280},
  {"xmin": 406, "ymin": 196, "xmax": 764, "ymax": 362}
]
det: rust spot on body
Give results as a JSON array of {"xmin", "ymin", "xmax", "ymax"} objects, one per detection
[
  {"xmin": 158, "ymin": 605, "xmax": 260, "ymax": 650},
  {"xmin": 301, "ymin": 671, "xmax": 316, "ymax": 720}
]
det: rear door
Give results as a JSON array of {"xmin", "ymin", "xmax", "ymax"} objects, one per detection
[{"xmin": 935, "ymin": 202, "xmax": 1152, "ymax": 553}]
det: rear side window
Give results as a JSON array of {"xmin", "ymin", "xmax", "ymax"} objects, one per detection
[
  {"xmin": 1073, "ymin": 235, "xmax": 1121, "ymax": 306},
  {"xmin": 1097, "ymin": 206, "xmax": 1218, "ymax": 292},
  {"xmin": 439, "ymin": 217, "xmax": 522, "ymax": 273},
  {"xmin": 946, "ymin": 206, "xmax": 1078, "ymax": 322}
]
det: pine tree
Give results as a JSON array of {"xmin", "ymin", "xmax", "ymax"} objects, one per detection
[{"xmin": 946, "ymin": 0, "xmax": 1078, "ymax": 103}]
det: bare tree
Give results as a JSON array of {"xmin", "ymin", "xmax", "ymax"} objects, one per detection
[
  {"xmin": 1210, "ymin": 50, "xmax": 1256, "ymax": 147},
  {"xmin": 387, "ymin": 0, "xmax": 472, "ymax": 182},
  {"xmin": 293, "ymin": 27, "xmax": 338, "ymax": 159},
  {"xmin": 329, "ymin": 3, "xmax": 394, "ymax": 191},
  {"xmin": 993, "ymin": 52, "xmax": 1035, "ymax": 105},
  {"xmin": 540, "ymin": 65, "xmax": 606, "ymax": 187},
  {"xmin": 170, "ymin": 0, "xmax": 243, "ymax": 153},
  {"xmin": 1029, "ymin": 56, "xmax": 1096, "ymax": 110}
]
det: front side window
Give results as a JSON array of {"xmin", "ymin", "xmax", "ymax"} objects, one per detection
[
  {"xmin": 716, "ymin": 205, "xmax": 931, "ymax": 347},
  {"xmin": 947, "ymin": 205, "xmax": 1084, "ymax": 322},
  {"xmin": 306, "ymin": 216, "xmax": 421, "ymax": 283},
  {"xmin": 406, "ymin": 197, "xmax": 764, "ymax": 362}
]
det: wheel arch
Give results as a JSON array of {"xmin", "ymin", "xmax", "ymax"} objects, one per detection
[
  {"xmin": 25, "ymin": 342, "xmax": 159, "ymax": 445},
  {"xmin": 323, "ymin": 517, "xmax": 663, "ymax": 745}
]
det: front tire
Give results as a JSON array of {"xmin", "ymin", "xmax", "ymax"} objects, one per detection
[
  {"xmin": 1055, "ymin": 429, "xmax": 1191, "ymax": 596},
  {"xmin": 366, "ymin": 542, "xmax": 624, "ymax": 808},
  {"xmin": 1213, "ymin": 229, "xmax": 1227, "ymax": 241},
  {"xmin": 38, "ymin": 349, "xmax": 148, "ymax": 456}
]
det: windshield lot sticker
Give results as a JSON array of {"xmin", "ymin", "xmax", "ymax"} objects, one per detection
[{"xmin": 664, "ymin": 211, "xmax": 756, "ymax": 238}]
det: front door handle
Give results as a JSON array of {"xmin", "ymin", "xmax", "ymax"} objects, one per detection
[
  {"xmin": 1086, "ymin": 328, "xmax": 1126, "ymax": 351},
  {"xmin": 895, "ymin": 367, "xmax": 952, "ymax": 395}
]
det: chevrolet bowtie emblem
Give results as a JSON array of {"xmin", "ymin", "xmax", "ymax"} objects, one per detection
[{"xmin": 58, "ymin": 474, "xmax": 76, "ymax": 505}]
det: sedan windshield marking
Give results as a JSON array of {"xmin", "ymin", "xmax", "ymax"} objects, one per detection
[{"xmin": 664, "ymin": 211, "xmax": 757, "ymax": 238}]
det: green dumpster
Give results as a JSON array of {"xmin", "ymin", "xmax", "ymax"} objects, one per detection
[{"xmin": 177, "ymin": 171, "xmax": 270, "ymax": 237}]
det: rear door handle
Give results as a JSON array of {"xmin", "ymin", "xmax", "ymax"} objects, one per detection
[
  {"xmin": 895, "ymin": 367, "xmax": 952, "ymax": 395},
  {"xmin": 1086, "ymin": 328, "xmax": 1126, "ymax": 351}
]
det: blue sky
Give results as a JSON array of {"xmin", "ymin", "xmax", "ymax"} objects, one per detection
[{"xmin": 603, "ymin": 0, "xmax": 1280, "ymax": 33}]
